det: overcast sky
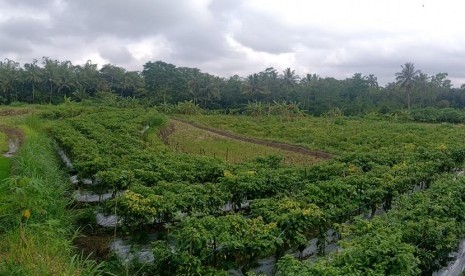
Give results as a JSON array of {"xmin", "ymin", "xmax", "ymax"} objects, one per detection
[{"xmin": 1, "ymin": 0, "xmax": 464, "ymax": 86}]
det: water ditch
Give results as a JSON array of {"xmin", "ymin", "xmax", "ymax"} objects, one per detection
[
  {"xmin": 56, "ymin": 142, "xmax": 465, "ymax": 275},
  {"xmin": 433, "ymin": 172, "xmax": 465, "ymax": 276},
  {"xmin": 3, "ymin": 138, "xmax": 19, "ymax": 157},
  {"xmin": 110, "ymin": 236, "xmax": 157, "ymax": 264},
  {"xmin": 1, "ymin": 126, "xmax": 23, "ymax": 158},
  {"xmin": 434, "ymin": 239, "xmax": 465, "ymax": 276}
]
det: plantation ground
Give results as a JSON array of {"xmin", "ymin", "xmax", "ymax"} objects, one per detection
[
  {"xmin": 178, "ymin": 114, "xmax": 465, "ymax": 154},
  {"xmin": 3, "ymin": 104, "xmax": 465, "ymax": 275},
  {"xmin": 166, "ymin": 119, "xmax": 323, "ymax": 165}
]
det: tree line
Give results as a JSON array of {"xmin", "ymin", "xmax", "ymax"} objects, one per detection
[{"xmin": 1, "ymin": 57, "xmax": 463, "ymax": 115}]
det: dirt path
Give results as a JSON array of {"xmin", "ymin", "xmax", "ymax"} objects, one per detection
[
  {"xmin": 0, "ymin": 108, "xmax": 32, "ymax": 117},
  {"xmin": 0, "ymin": 126, "xmax": 24, "ymax": 157},
  {"xmin": 170, "ymin": 118, "xmax": 333, "ymax": 160}
]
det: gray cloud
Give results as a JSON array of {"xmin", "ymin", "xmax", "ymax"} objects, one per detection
[
  {"xmin": 0, "ymin": 17, "xmax": 51, "ymax": 43},
  {"xmin": 0, "ymin": 0, "xmax": 464, "ymax": 86},
  {"xmin": 98, "ymin": 44, "xmax": 133, "ymax": 65},
  {"xmin": 0, "ymin": 34, "xmax": 32, "ymax": 54},
  {"xmin": 232, "ymin": 13, "xmax": 295, "ymax": 54}
]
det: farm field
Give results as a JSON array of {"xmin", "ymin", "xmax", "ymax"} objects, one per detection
[
  {"xmin": 2, "ymin": 105, "xmax": 465, "ymax": 275},
  {"xmin": 0, "ymin": 107, "xmax": 101, "ymax": 275},
  {"xmin": 1, "ymin": 2, "xmax": 465, "ymax": 274},
  {"xmin": 178, "ymin": 114, "xmax": 465, "ymax": 155},
  {"xmin": 165, "ymin": 119, "xmax": 321, "ymax": 165}
]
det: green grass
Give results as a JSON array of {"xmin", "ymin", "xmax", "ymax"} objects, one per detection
[
  {"xmin": 0, "ymin": 157, "xmax": 10, "ymax": 182},
  {"xmin": 180, "ymin": 114, "xmax": 465, "ymax": 155},
  {"xmin": 167, "ymin": 120, "xmax": 318, "ymax": 165},
  {"xmin": 0, "ymin": 120, "xmax": 102, "ymax": 275},
  {"xmin": 0, "ymin": 131, "xmax": 8, "ymax": 153}
]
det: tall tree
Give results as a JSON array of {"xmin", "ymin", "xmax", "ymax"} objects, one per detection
[
  {"xmin": 186, "ymin": 68, "xmax": 202, "ymax": 104},
  {"xmin": 24, "ymin": 59, "xmax": 42, "ymax": 103},
  {"xmin": 220, "ymin": 75, "xmax": 243, "ymax": 107},
  {"xmin": 395, "ymin": 62, "xmax": 419, "ymax": 110},
  {"xmin": 0, "ymin": 58, "xmax": 21, "ymax": 102},
  {"xmin": 100, "ymin": 64, "xmax": 126, "ymax": 95},
  {"xmin": 281, "ymin": 68, "xmax": 299, "ymax": 101},
  {"xmin": 121, "ymin": 71, "xmax": 144, "ymax": 97},
  {"xmin": 199, "ymin": 75, "xmax": 220, "ymax": 108},
  {"xmin": 42, "ymin": 57, "xmax": 60, "ymax": 104},
  {"xmin": 431, "ymin": 73, "xmax": 451, "ymax": 89},
  {"xmin": 413, "ymin": 72, "xmax": 433, "ymax": 107},
  {"xmin": 74, "ymin": 60, "xmax": 100, "ymax": 97},
  {"xmin": 56, "ymin": 60, "xmax": 76, "ymax": 98},
  {"xmin": 260, "ymin": 67, "xmax": 279, "ymax": 100},
  {"xmin": 299, "ymin": 73, "xmax": 320, "ymax": 111},
  {"xmin": 242, "ymin": 73, "xmax": 267, "ymax": 100},
  {"xmin": 366, "ymin": 74, "xmax": 378, "ymax": 88},
  {"xmin": 142, "ymin": 61, "xmax": 178, "ymax": 104},
  {"xmin": 343, "ymin": 73, "xmax": 370, "ymax": 114}
]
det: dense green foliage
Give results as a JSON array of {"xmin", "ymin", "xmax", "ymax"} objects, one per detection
[
  {"xmin": 276, "ymin": 175, "xmax": 465, "ymax": 275},
  {"xmin": 409, "ymin": 107, "xmax": 465, "ymax": 123},
  {"xmin": 45, "ymin": 106, "xmax": 465, "ymax": 274},
  {"xmin": 1, "ymin": 58, "xmax": 463, "ymax": 115}
]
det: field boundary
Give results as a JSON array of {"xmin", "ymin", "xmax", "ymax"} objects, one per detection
[{"xmin": 171, "ymin": 118, "xmax": 333, "ymax": 160}]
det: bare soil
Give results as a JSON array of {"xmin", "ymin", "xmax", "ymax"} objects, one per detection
[
  {"xmin": 0, "ymin": 109, "xmax": 32, "ymax": 116},
  {"xmin": 170, "ymin": 118, "xmax": 333, "ymax": 160},
  {"xmin": 0, "ymin": 126, "xmax": 24, "ymax": 157},
  {"xmin": 158, "ymin": 121, "xmax": 176, "ymax": 144},
  {"xmin": 73, "ymin": 235, "xmax": 112, "ymax": 260}
]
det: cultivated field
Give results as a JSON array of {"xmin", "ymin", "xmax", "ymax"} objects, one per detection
[
  {"xmin": 165, "ymin": 119, "xmax": 322, "ymax": 165},
  {"xmin": 2, "ymin": 105, "xmax": 465, "ymax": 275}
]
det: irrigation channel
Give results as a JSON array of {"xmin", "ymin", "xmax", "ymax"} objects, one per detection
[
  {"xmin": 1, "ymin": 126, "xmax": 23, "ymax": 157},
  {"xmin": 54, "ymin": 127, "xmax": 465, "ymax": 276}
]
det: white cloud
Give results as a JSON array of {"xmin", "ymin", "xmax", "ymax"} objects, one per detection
[
  {"xmin": 127, "ymin": 36, "xmax": 174, "ymax": 63},
  {"xmin": 74, "ymin": 53, "xmax": 108, "ymax": 68}
]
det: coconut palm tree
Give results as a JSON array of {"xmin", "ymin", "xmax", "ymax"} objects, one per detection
[
  {"xmin": 24, "ymin": 59, "xmax": 42, "ymax": 103},
  {"xmin": 395, "ymin": 62, "xmax": 419, "ymax": 110},
  {"xmin": 56, "ymin": 61, "xmax": 77, "ymax": 98},
  {"xmin": 366, "ymin": 74, "xmax": 378, "ymax": 88},
  {"xmin": 42, "ymin": 57, "xmax": 61, "ymax": 104},
  {"xmin": 187, "ymin": 69, "xmax": 202, "ymax": 104},
  {"xmin": 413, "ymin": 72, "xmax": 435, "ymax": 107},
  {"xmin": 0, "ymin": 58, "xmax": 21, "ymax": 102},
  {"xmin": 200, "ymin": 75, "xmax": 220, "ymax": 108},
  {"xmin": 300, "ymin": 73, "xmax": 320, "ymax": 86},
  {"xmin": 242, "ymin": 73, "xmax": 267, "ymax": 99},
  {"xmin": 75, "ymin": 60, "xmax": 100, "ymax": 96},
  {"xmin": 282, "ymin": 68, "xmax": 299, "ymax": 86},
  {"xmin": 299, "ymin": 73, "xmax": 320, "ymax": 109},
  {"xmin": 281, "ymin": 68, "xmax": 299, "ymax": 101}
]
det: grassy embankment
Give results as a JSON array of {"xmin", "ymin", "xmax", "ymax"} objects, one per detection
[
  {"xmin": 0, "ymin": 115, "xmax": 101, "ymax": 275},
  {"xmin": 0, "ymin": 131, "xmax": 10, "ymax": 181},
  {"xmin": 167, "ymin": 120, "xmax": 319, "ymax": 165}
]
